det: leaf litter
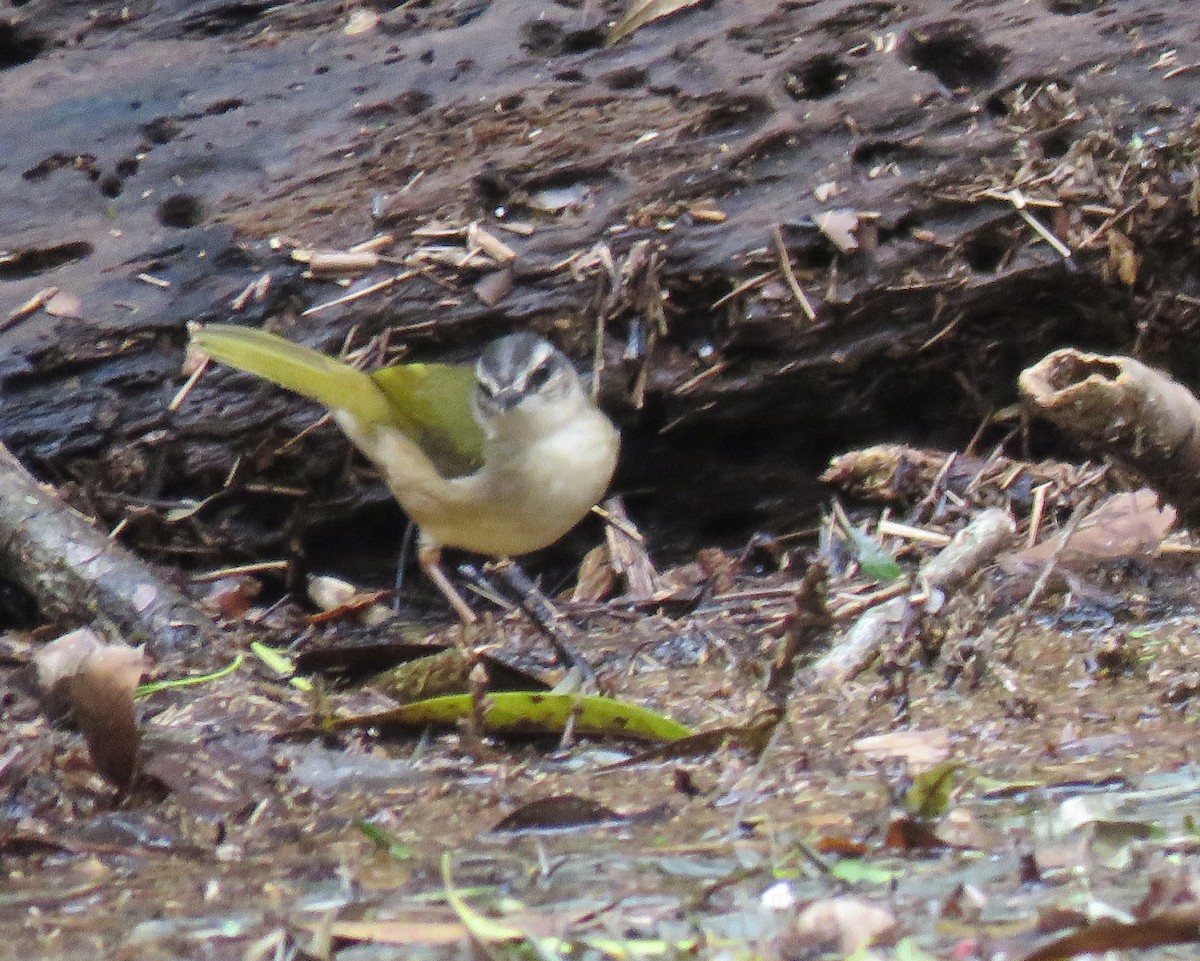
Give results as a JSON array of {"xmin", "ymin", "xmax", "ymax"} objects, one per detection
[
  {"xmin": 9, "ymin": 6, "xmax": 1200, "ymax": 957},
  {"xmin": 13, "ymin": 423, "xmax": 1200, "ymax": 960}
]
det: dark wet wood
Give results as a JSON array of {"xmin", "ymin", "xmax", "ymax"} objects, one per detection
[{"xmin": 3, "ymin": 0, "xmax": 1200, "ymax": 573}]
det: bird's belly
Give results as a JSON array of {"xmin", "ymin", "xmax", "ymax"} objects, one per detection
[{"xmin": 416, "ymin": 414, "xmax": 618, "ymax": 556}]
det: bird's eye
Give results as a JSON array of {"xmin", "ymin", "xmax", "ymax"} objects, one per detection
[{"xmin": 526, "ymin": 362, "xmax": 553, "ymax": 391}]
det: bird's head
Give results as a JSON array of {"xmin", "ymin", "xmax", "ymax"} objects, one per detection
[{"xmin": 472, "ymin": 332, "xmax": 587, "ymax": 439}]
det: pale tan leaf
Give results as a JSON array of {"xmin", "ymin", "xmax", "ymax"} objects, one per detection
[
  {"xmin": 815, "ymin": 209, "xmax": 860, "ymax": 252},
  {"xmin": 608, "ymin": 0, "xmax": 705, "ymax": 45},
  {"xmin": 851, "ymin": 728, "xmax": 951, "ymax": 770},
  {"xmin": 33, "ymin": 628, "xmax": 146, "ymax": 786},
  {"xmin": 44, "ymin": 290, "xmax": 83, "ymax": 317},
  {"xmin": 786, "ymin": 897, "xmax": 898, "ymax": 955}
]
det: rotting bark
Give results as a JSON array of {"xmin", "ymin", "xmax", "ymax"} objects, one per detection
[
  {"xmin": 0, "ymin": 442, "xmax": 223, "ymax": 659},
  {"xmin": 814, "ymin": 507, "xmax": 1015, "ymax": 683},
  {"xmin": 3, "ymin": 0, "xmax": 1200, "ymax": 572},
  {"xmin": 1020, "ymin": 349, "xmax": 1200, "ymax": 529}
]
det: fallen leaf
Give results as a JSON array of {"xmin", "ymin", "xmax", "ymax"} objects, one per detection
[
  {"xmin": 1022, "ymin": 906, "xmax": 1200, "ymax": 961},
  {"xmin": 44, "ymin": 290, "xmax": 83, "ymax": 317},
  {"xmin": 999, "ymin": 489, "xmax": 1174, "ymax": 575},
  {"xmin": 307, "ymin": 574, "xmax": 392, "ymax": 627},
  {"xmin": 332, "ymin": 691, "xmax": 692, "ymax": 743},
  {"xmin": 33, "ymin": 628, "xmax": 146, "ymax": 787},
  {"xmin": 607, "ymin": 0, "xmax": 705, "ymax": 45},
  {"xmin": 852, "ymin": 728, "xmax": 951, "ymax": 770},
  {"xmin": 492, "ymin": 794, "xmax": 624, "ymax": 832},
  {"xmin": 783, "ymin": 897, "xmax": 898, "ymax": 956},
  {"xmin": 571, "ymin": 543, "xmax": 617, "ymax": 603},
  {"xmin": 815, "ymin": 209, "xmax": 860, "ymax": 252},
  {"xmin": 473, "ymin": 268, "xmax": 512, "ymax": 306}
]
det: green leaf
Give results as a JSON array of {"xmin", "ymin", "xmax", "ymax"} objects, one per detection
[
  {"xmin": 894, "ymin": 937, "xmax": 940, "ymax": 961},
  {"xmin": 354, "ymin": 818, "xmax": 413, "ymax": 861},
  {"xmin": 250, "ymin": 641, "xmax": 312, "ymax": 692},
  {"xmin": 334, "ymin": 691, "xmax": 692, "ymax": 743},
  {"xmin": 442, "ymin": 854, "xmax": 695, "ymax": 958},
  {"xmin": 442, "ymin": 853, "xmax": 527, "ymax": 945},
  {"xmin": 828, "ymin": 859, "xmax": 899, "ymax": 885},
  {"xmin": 904, "ymin": 761, "xmax": 962, "ymax": 818},
  {"xmin": 845, "ymin": 526, "xmax": 904, "ymax": 582}
]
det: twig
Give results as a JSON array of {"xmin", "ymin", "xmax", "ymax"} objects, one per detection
[
  {"xmin": 168, "ymin": 355, "xmax": 208, "ymax": 413},
  {"xmin": 489, "ymin": 561, "xmax": 596, "ymax": 683},
  {"xmin": 1016, "ymin": 496, "xmax": 1093, "ymax": 620},
  {"xmin": 2, "ymin": 286, "xmax": 58, "ymax": 332},
  {"xmin": 770, "ymin": 225, "xmax": 817, "ymax": 322},
  {"xmin": 301, "ymin": 269, "xmax": 417, "ymax": 315}
]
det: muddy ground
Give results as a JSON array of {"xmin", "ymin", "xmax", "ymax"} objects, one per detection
[{"xmin": 6, "ymin": 0, "xmax": 1200, "ymax": 959}]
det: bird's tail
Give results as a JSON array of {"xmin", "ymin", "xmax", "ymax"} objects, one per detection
[{"xmin": 188, "ymin": 323, "xmax": 404, "ymax": 430}]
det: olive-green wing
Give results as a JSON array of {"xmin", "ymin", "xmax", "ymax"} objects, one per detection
[
  {"xmin": 190, "ymin": 323, "xmax": 483, "ymax": 478},
  {"xmin": 371, "ymin": 362, "xmax": 484, "ymax": 477}
]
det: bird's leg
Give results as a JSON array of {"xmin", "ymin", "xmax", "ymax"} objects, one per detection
[
  {"xmin": 391, "ymin": 520, "xmax": 418, "ymax": 612},
  {"xmin": 418, "ymin": 543, "xmax": 478, "ymax": 626}
]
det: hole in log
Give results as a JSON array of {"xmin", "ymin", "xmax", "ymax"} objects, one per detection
[
  {"xmin": 157, "ymin": 195, "xmax": 206, "ymax": 229},
  {"xmin": 901, "ymin": 20, "xmax": 1006, "ymax": 92},
  {"xmin": 784, "ymin": 53, "xmax": 854, "ymax": 100},
  {"xmin": 0, "ymin": 241, "xmax": 94, "ymax": 279},
  {"xmin": 0, "ymin": 20, "xmax": 47, "ymax": 68}
]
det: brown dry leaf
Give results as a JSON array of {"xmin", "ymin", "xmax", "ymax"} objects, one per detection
[
  {"xmin": 33, "ymin": 626, "xmax": 104, "ymax": 693},
  {"xmin": 783, "ymin": 897, "xmax": 898, "ymax": 956},
  {"xmin": 33, "ymin": 627, "xmax": 146, "ymax": 787},
  {"xmin": 601, "ymin": 496, "xmax": 659, "ymax": 599},
  {"xmin": 851, "ymin": 728, "xmax": 951, "ymax": 770},
  {"xmin": 307, "ymin": 574, "xmax": 392, "ymax": 627},
  {"xmin": 999, "ymin": 489, "xmax": 1174, "ymax": 574},
  {"xmin": 572, "ymin": 543, "xmax": 617, "ymax": 603},
  {"xmin": 492, "ymin": 794, "xmax": 623, "ymax": 832},
  {"xmin": 474, "ymin": 268, "xmax": 513, "ymax": 306},
  {"xmin": 319, "ymin": 919, "xmax": 467, "ymax": 947},
  {"xmin": 1021, "ymin": 905, "xmax": 1200, "ymax": 961},
  {"xmin": 607, "ymin": 0, "xmax": 705, "ymax": 44},
  {"xmin": 198, "ymin": 575, "xmax": 261, "ymax": 620},
  {"xmin": 1107, "ymin": 228, "xmax": 1139, "ymax": 286}
]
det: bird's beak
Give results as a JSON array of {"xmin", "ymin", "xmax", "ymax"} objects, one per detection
[{"xmin": 491, "ymin": 388, "xmax": 525, "ymax": 411}]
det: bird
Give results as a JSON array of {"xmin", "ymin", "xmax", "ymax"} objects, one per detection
[{"xmin": 187, "ymin": 323, "xmax": 620, "ymax": 622}]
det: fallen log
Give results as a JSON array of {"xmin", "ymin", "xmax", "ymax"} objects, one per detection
[{"xmin": 0, "ymin": 441, "xmax": 223, "ymax": 659}]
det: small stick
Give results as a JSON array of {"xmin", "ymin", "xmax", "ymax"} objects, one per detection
[
  {"xmin": 301, "ymin": 269, "xmax": 417, "ymax": 316},
  {"xmin": 168, "ymin": 355, "xmax": 208, "ymax": 413},
  {"xmin": 771, "ymin": 225, "xmax": 817, "ymax": 322},
  {"xmin": 490, "ymin": 561, "xmax": 595, "ymax": 682},
  {"xmin": 2, "ymin": 286, "xmax": 58, "ymax": 331}
]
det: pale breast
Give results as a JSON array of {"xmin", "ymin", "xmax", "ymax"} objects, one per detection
[{"xmin": 423, "ymin": 408, "xmax": 618, "ymax": 556}]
